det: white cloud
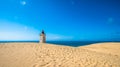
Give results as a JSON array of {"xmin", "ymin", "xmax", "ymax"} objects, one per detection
[
  {"xmin": 0, "ymin": 20, "xmax": 39, "ymax": 41},
  {"xmin": 0, "ymin": 20, "xmax": 73, "ymax": 41},
  {"xmin": 46, "ymin": 33, "xmax": 73, "ymax": 41},
  {"xmin": 20, "ymin": 1, "xmax": 26, "ymax": 6}
]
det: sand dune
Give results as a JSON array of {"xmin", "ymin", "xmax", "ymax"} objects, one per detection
[{"xmin": 0, "ymin": 42, "xmax": 120, "ymax": 67}]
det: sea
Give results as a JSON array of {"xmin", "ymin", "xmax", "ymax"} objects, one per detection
[{"xmin": 0, "ymin": 41, "xmax": 120, "ymax": 47}]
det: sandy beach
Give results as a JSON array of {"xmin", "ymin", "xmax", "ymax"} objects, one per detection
[{"xmin": 0, "ymin": 42, "xmax": 120, "ymax": 67}]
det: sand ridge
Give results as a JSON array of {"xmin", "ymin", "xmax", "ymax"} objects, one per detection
[{"xmin": 0, "ymin": 43, "xmax": 120, "ymax": 67}]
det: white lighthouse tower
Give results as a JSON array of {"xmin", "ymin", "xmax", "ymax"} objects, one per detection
[{"xmin": 40, "ymin": 30, "xmax": 46, "ymax": 43}]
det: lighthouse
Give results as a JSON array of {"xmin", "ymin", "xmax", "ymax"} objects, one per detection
[{"xmin": 40, "ymin": 30, "xmax": 46, "ymax": 43}]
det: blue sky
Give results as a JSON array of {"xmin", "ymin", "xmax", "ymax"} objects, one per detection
[{"xmin": 0, "ymin": 0, "xmax": 120, "ymax": 41}]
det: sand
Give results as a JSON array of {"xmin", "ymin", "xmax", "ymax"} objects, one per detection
[{"xmin": 0, "ymin": 42, "xmax": 120, "ymax": 67}]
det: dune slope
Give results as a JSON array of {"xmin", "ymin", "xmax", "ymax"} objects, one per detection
[{"xmin": 0, "ymin": 43, "xmax": 120, "ymax": 67}]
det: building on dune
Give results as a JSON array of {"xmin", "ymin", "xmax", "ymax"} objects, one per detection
[{"xmin": 40, "ymin": 30, "xmax": 46, "ymax": 43}]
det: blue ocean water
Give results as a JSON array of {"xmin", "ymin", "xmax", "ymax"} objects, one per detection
[
  {"xmin": 47, "ymin": 41, "xmax": 120, "ymax": 47},
  {"xmin": 0, "ymin": 41, "xmax": 120, "ymax": 47}
]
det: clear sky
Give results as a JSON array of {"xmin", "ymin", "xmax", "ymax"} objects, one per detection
[{"xmin": 0, "ymin": 0, "xmax": 120, "ymax": 41}]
